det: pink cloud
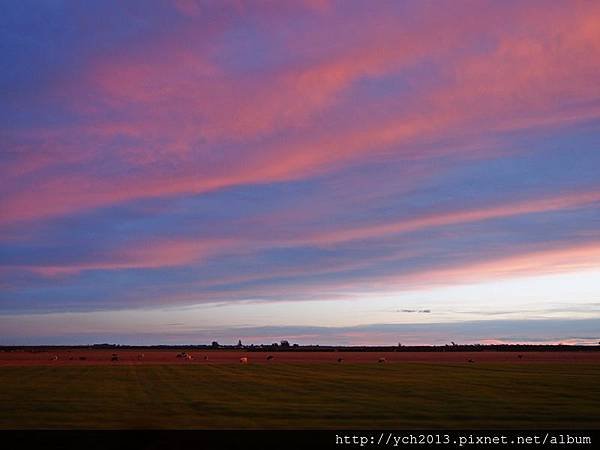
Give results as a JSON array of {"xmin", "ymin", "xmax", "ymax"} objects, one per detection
[
  {"xmin": 17, "ymin": 237, "xmax": 236, "ymax": 277},
  {"xmin": 108, "ymin": 237, "xmax": 600, "ymax": 308},
  {"xmin": 2, "ymin": 1, "xmax": 600, "ymax": 228},
  {"xmin": 301, "ymin": 190, "xmax": 600, "ymax": 246}
]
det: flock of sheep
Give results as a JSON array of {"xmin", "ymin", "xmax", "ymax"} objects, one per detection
[
  {"xmin": 238, "ymin": 356, "xmax": 387, "ymax": 364},
  {"xmin": 47, "ymin": 353, "xmax": 526, "ymax": 363},
  {"xmin": 47, "ymin": 353, "xmax": 390, "ymax": 363}
]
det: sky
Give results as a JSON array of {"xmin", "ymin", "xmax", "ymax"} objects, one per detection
[{"xmin": 1, "ymin": 0, "xmax": 599, "ymax": 346}]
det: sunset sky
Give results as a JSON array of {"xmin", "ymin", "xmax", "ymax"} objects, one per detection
[{"xmin": 1, "ymin": 0, "xmax": 599, "ymax": 345}]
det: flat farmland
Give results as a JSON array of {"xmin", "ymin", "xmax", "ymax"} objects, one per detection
[
  {"xmin": 1, "ymin": 359, "xmax": 599, "ymax": 429},
  {"xmin": 2, "ymin": 349, "xmax": 600, "ymax": 365}
]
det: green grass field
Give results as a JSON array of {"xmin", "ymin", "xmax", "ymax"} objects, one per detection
[{"xmin": 1, "ymin": 363, "xmax": 599, "ymax": 429}]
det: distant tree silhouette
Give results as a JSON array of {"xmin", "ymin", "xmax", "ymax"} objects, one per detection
[
  {"xmin": 280, "ymin": 340, "xmax": 290, "ymax": 348},
  {"xmin": 211, "ymin": 341, "xmax": 219, "ymax": 348}
]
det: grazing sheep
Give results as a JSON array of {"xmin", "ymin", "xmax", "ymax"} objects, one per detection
[
  {"xmin": 378, "ymin": 357, "xmax": 386, "ymax": 363},
  {"xmin": 337, "ymin": 357, "xmax": 343, "ymax": 363},
  {"xmin": 240, "ymin": 357, "xmax": 248, "ymax": 364},
  {"xmin": 50, "ymin": 355, "xmax": 58, "ymax": 361},
  {"xmin": 266, "ymin": 355, "xmax": 274, "ymax": 361},
  {"xmin": 467, "ymin": 359, "xmax": 474, "ymax": 363},
  {"xmin": 138, "ymin": 353, "xmax": 144, "ymax": 360},
  {"xmin": 185, "ymin": 354, "xmax": 193, "ymax": 360},
  {"xmin": 203, "ymin": 355, "xmax": 209, "ymax": 361}
]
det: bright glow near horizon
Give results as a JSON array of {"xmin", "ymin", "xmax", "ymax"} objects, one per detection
[{"xmin": 2, "ymin": 268, "xmax": 599, "ymax": 345}]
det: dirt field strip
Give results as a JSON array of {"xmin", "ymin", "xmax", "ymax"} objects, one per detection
[{"xmin": 1, "ymin": 350, "xmax": 599, "ymax": 366}]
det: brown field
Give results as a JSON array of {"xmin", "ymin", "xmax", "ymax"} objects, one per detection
[{"xmin": 1, "ymin": 349, "xmax": 599, "ymax": 366}]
